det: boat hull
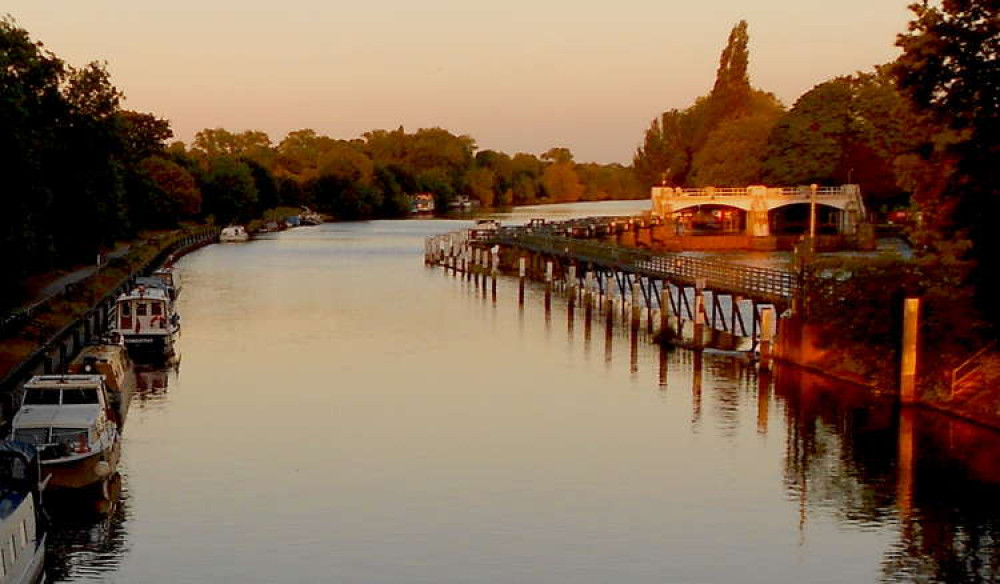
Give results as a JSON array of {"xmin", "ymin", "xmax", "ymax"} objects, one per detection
[
  {"xmin": 121, "ymin": 333, "xmax": 174, "ymax": 363},
  {"xmin": 42, "ymin": 441, "xmax": 120, "ymax": 491}
]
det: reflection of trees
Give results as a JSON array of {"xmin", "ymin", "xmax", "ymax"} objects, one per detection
[
  {"xmin": 772, "ymin": 364, "xmax": 1000, "ymax": 583},
  {"xmin": 881, "ymin": 413, "xmax": 1000, "ymax": 583}
]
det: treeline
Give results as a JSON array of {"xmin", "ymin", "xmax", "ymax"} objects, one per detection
[
  {"xmin": 173, "ymin": 127, "xmax": 642, "ymax": 223},
  {"xmin": 634, "ymin": 21, "xmax": 939, "ymax": 213},
  {"xmin": 0, "ymin": 17, "xmax": 639, "ymax": 308}
]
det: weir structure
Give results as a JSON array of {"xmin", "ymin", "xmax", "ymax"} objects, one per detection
[{"xmin": 425, "ymin": 220, "xmax": 790, "ymax": 356}]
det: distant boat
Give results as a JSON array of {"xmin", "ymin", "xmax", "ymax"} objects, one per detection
[
  {"xmin": 219, "ymin": 225, "xmax": 249, "ymax": 242},
  {"xmin": 0, "ymin": 441, "xmax": 47, "ymax": 584},
  {"xmin": 409, "ymin": 193, "xmax": 435, "ymax": 215},
  {"xmin": 299, "ymin": 208, "xmax": 324, "ymax": 225},
  {"xmin": 9, "ymin": 375, "xmax": 121, "ymax": 495},
  {"xmin": 448, "ymin": 195, "xmax": 473, "ymax": 211}
]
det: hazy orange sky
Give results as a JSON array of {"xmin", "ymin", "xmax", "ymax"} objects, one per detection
[{"xmin": 6, "ymin": 1, "xmax": 912, "ymax": 163}]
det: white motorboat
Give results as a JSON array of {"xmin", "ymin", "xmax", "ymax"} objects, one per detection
[
  {"xmin": 9, "ymin": 375, "xmax": 120, "ymax": 494},
  {"xmin": 219, "ymin": 225, "xmax": 249, "ymax": 242}
]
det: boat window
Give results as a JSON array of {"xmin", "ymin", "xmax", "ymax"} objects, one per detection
[
  {"xmin": 62, "ymin": 388, "xmax": 99, "ymax": 404},
  {"xmin": 19, "ymin": 521, "xmax": 27, "ymax": 547},
  {"xmin": 51, "ymin": 428, "xmax": 88, "ymax": 450},
  {"xmin": 121, "ymin": 302, "xmax": 131, "ymax": 316},
  {"xmin": 151, "ymin": 302, "xmax": 163, "ymax": 316},
  {"xmin": 0, "ymin": 547, "xmax": 6, "ymax": 577},
  {"xmin": 12, "ymin": 428, "xmax": 49, "ymax": 446},
  {"xmin": 136, "ymin": 303, "xmax": 148, "ymax": 316},
  {"xmin": 24, "ymin": 389, "xmax": 60, "ymax": 405},
  {"xmin": 9, "ymin": 535, "xmax": 17, "ymax": 561}
]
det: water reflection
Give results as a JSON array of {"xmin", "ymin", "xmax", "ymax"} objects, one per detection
[
  {"xmin": 45, "ymin": 474, "xmax": 130, "ymax": 581},
  {"xmin": 773, "ymin": 366, "xmax": 1000, "ymax": 583},
  {"xmin": 40, "ymin": 203, "xmax": 1000, "ymax": 583}
]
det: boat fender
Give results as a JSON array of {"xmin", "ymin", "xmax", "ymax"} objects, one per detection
[{"xmin": 95, "ymin": 460, "xmax": 111, "ymax": 478}]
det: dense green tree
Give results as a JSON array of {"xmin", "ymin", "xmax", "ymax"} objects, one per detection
[
  {"xmin": 893, "ymin": 0, "xmax": 1000, "ymax": 323},
  {"xmin": 200, "ymin": 157, "xmax": 258, "ymax": 224},
  {"xmin": 762, "ymin": 71, "xmax": 928, "ymax": 207},
  {"xmin": 116, "ymin": 111, "xmax": 172, "ymax": 162},
  {"xmin": 140, "ymin": 156, "xmax": 201, "ymax": 217},
  {"xmin": 633, "ymin": 21, "xmax": 777, "ymax": 189},
  {"xmin": 689, "ymin": 93, "xmax": 784, "ymax": 186}
]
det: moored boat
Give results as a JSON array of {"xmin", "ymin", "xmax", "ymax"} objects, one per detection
[
  {"xmin": 67, "ymin": 343, "xmax": 136, "ymax": 426},
  {"xmin": 150, "ymin": 267, "xmax": 181, "ymax": 300},
  {"xmin": 8, "ymin": 375, "xmax": 120, "ymax": 494},
  {"xmin": 0, "ymin": 441, "xmax": 46, "ymax": 584},
  {"xmin": 219, "ymin": 225, "xmax": 249, "ymax": 242},
  {"xmin": 108, "ymin": 285, "xmax": 178, "ymax": 362}
]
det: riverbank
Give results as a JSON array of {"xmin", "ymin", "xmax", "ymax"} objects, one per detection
[{"xmin": 0, "ymin": 225, "xmax": 216, "ymax": 383}]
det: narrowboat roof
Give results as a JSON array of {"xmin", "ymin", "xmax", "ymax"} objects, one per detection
[
  {"xmin": 72, "ymin": 344, "xmax": 127, "ymax": 364},
  {"xmin": 23, "ymin": 375, "xmax": 104, "ymax": 390}
]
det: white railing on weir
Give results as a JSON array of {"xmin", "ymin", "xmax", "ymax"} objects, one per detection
[{"xmin": 657, "ymin": 185, "xmax": 856, "ymax": 198}]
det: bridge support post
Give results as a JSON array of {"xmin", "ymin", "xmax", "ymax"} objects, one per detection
[
  {"xmin": 518, "ymin": 257, "xmax": 526, "ymax": 307},
  {"xmin": 694, "ymin": 279, "xmax": 706, "ymax": 348},
  {"xmin": 759, "ymin": 306, "xmax": 775, "ymax": 368},
  {"xmin": 544, "ymin": 261, "xmax": 553, "ymax": 313},
  {"xmin": 660, "ymin": 281, "xmax": 671, "ymax": 334},
  {"xmin": 900, "ymin": 297, "xmax": 921, "ymax": 405},
  {"xmin": 631, "ymin": 282, "xmax": 641, "ymax": 333},
  {"xmin": 567, "ymin": 265, "xmax": 577, "ymax": 311}
]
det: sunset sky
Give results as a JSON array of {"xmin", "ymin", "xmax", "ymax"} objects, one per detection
[{"xmin": 5, "ymin": 1, "xmax": 912, "ymax": 163}]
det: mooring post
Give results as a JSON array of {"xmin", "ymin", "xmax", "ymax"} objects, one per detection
[
  {"xmin": 660, "ymin": 281, "xmax": 670, "ymax": 334},
  {"xmin": 631, "ymin": 282, "xmax": 641, "ymax": 333},
  {"xmin": 646, "ymin": 280, "xmax": 655, "ymax": 334},
  {"xmin": 567, "ymin": 265, "xmax": 577, "ymax": 312},
  {"xmin": 518, "ymin": 257, "xmax": 526, "ymax": 307},
  {"xmin": 759, "ymin": 306, "xmax": 775, "ymax": 368},
  {"xmin": 544, "ymin": 261, "xmax": 553, "ymax": 313},
  {"xmin": 694, "ymin": 278, "xmax": 706, "ymax": 348},
  {"xmin": 584, "ymin": 271, "xmax": 594, "ymax": 327},
  {"xmin": 490, "ymin": 252, "xmax": 497, "ymax": 303},
  {"xmin": 900, "ymin": 297, "xmax": 921, "ymax": 405}
]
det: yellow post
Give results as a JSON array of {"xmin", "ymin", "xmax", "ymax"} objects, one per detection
[{"xmin": 900, "ymin": 297, "xmax": 921, "ymax": 405}]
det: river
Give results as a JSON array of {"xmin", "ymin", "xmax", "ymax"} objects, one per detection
[{"xmin": 45, "ymin": 201, "xmax": 1000, "ymax": 583}]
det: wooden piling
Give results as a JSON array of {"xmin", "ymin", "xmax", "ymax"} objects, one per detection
[
  {"xmin": 518, "ymin": 257, "xmax": 526, "ymax": 307},
  {"xmin": 759, "ymin": 306, "xmax": 775, "ymax": 367},
  {"xmin": 900, "ymin": 297, "xmax": 920, "ymax": 405},
  {"xmin": 544, "ymin": 261, "xmax": 553, "ymax": 313},
  {"xmin": 630, "ymin": 282, "xmax": 641, "ymax": 332},
  {"xmin": 694, "ymin": 278, "xmax": 705, "ymax": 348},
  {"xmin": 660, "ymin": 281, "xmax": 671, "ymax": 334}
]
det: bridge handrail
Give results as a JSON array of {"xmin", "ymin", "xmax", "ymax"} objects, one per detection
[
  {"xmin": 659, "ymin": 186, "xmax": 851, "ymax": 198},
  {"xmin": 477, "ymin": 231, "xmax": 798, "ymax": 301}
]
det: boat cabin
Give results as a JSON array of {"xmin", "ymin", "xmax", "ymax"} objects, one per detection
[
  {"xmin": 0, "ymin": 441, "xmax": 46, "ymax": 584},
  {"xmin": 11, "ymin": 375, "xmax": 112, "ymax": 462}
]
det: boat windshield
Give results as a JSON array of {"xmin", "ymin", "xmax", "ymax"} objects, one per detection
[
  {"xmin": 23, "ymin": 390, "xmax": 59, "ymax": 405},
  {"xmin": 51, "ymin": 428, "xmax": 88, "ymax": 448},
  {"xmin": 62, "ymin": 388, "xmax": 99, "ymax": 404},
  {"xmin": 12, "ymin": 428, "xmax": 48, "ymax": 447}
]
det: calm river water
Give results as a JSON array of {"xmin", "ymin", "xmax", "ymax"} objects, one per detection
[{"xmin": 47, "ymin": 201, "xmax": 1000, "ymax": 583}]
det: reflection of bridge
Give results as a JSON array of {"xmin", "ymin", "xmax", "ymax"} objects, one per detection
[{"xmin": 651, "ymin": 184, "xmax": 867, "ymax": 236}]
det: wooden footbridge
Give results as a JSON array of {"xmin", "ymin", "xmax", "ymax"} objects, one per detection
[{"xmin": 425, "ymin": 218, "xmax": 796, "ymax": 351}]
